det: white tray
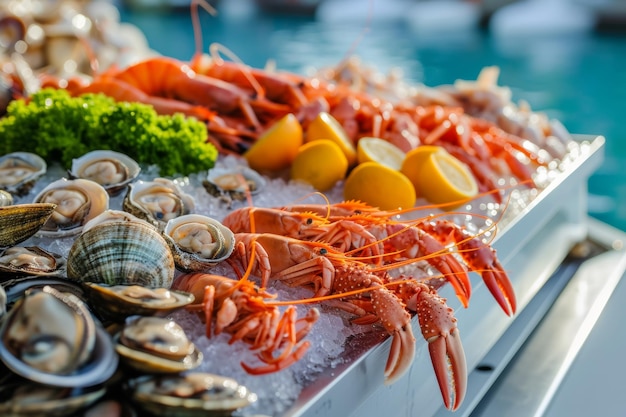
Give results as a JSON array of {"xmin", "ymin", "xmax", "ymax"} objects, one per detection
[{"xmin": 282, "ymin": 134, "xmax": 606, "ymax": 417}]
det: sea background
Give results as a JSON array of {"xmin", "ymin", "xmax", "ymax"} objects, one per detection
[{"xmin": 118, "ymin": 0, "xmax": 626, "ymax": 231}]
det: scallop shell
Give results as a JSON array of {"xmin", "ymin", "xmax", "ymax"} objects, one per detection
[
  {"xmin": 0, "ymin": 152, "xmax": 47, "ymax": 196},
  {"xmin": 0, "ymin": 246, "xmax": 66, "ymax": 278},
  {"xmin": 203, "ymin": 166, "xmax": 266, "ymax": 202},
  {"xmin": 69, "ymin": 150, "xmax": 141, "ymax": 196},
  {"xmin": 123, "ymin": 178, "xmax": 195, "ymax": 230},
  {"xmin": 163, "ymin": 214, "xmax": 235, "ymax": 272},
  {"xmin": 66, "ymin": 213, "xmax": 175, "ymax": 288},
  {"xmin": 33, "ymin": 178, "xmax": 109, "ymax": 238},
  {"xmin": 0, "ymin": 203, "xmax": 57, "ymax": 247}
]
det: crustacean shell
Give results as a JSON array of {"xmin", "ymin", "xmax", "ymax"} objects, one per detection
[
  {"xmin": 0, "ymin": 190, "xmax": 13, "ymax": 207},
  {"xmin": 66, "ymin": 210, "xmax": 175, "ymax": 288},
  {"xmin": 114, "ymin": 316, "xmax": 202, "ymax": 374},
  {"xmin": 83, "ymin": 283, "xmax": 195, "ymax": 323},
  {"xmin": 125, "ymin": 372, "xmax": 257, "ymax": 417},
  {"xmin": 123, "ymin": 178, "xmax": 195, "ymax": 230},
  {"xmin": 0, "ymin": 246, "xmax": 66, "ymax": 278},
  {"xmin": 203, "ymin": 166, "xmax": 266, "ymax": 204},
  {"xmin": 33, "ymin": 178, "xmax": 109, "ymax": 238},
  {"xmin": 0, "ymin": 285, "xmax": 117, "ymax": 388},
  {"xmin": 163, "ymin": 214, "xmax": 235, "ymax": 272},
  {"xmin": 0, "ymin": 152, "xmax": 47, "ymax": 196},
  {"xmin": 69, "ymin": 150, "xmax": 141, "ymax": 196},
  {"xmin": 0, "ymin": 203, "xmax": 56, "ymax": 247}
]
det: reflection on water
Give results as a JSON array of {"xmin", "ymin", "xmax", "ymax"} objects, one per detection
[{"xmin": 119, "ymin": 1, "xmax": 626, "ymax": 231}]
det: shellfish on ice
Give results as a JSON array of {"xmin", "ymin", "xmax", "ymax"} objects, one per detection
[
  {"xmin": 69, "ymin": 149, "xmax": 141, "ymax": 196},
  {"xmin": 0, "ymin": 152, "xmax": 47, "ymax": 196}
]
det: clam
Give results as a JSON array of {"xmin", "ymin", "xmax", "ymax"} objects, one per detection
[
  {"xmin": 0, "ymin": 285, "xmax": 118, "ymax": 388},
  {"xmin": 0, "ymin": 382, "xmax": 107, "ymax": 417},
  {"xmin": 66, "ymin": 210, "xmax": 175, "ymax": 288},
  {"xmin": 0, "ymin": 203, "xmax": 57, "ymax": 247},
  {"xmin": 115, "ymin": 316, "xmax": 202, "ymax": 374},
  {"xmin": 33, "ymin": 178, "xmax": 109, "ymax": 238},
  {"xmin": 0, "ymin": 190, "xmax": 13, "ymax": 207},
  {"xmin": 83, "ymin": 283, "xmax": 195, "ymax": 323},
  {"xmin": 0, "ymin": 152, "xmax": 47, "ymax": 196},
  {"xmin": 203, "ymin": 166, "xmax": 266, "ymax": 203},
  {"xmin": 123, "ymin": 178, "xmax": 195, "ymax": 230},
  {"xmin": 0, "ymin": 246, "xmax": 66, "ymax": 278},
  {"xmin": 1, "ymin": 276, "xmax": 86, "ymax": 313},
  {"xmin": 69, "ymin": 150, "xmax": 141, "ymax": 196},
  {"xmin": 163, "ymin": 214, "xmax": 235, "ymax": 272},
  {"xmin": 125, "ymin": 372, "xmax": 257, "ymax": 417}
]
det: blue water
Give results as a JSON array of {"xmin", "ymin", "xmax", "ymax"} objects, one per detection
[{"xmin": 119, "ymin": 1, "xmax": 626, "ymax": 231}]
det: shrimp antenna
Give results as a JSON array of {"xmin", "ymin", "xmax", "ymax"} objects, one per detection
[{"xmin": 191, "ymin": 0, "xmax": 218, "ymax": 59}]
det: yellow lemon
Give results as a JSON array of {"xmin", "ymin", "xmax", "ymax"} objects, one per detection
[
  {"xmin": 343, "ymin": 161, "xmax": 416, "ymax": 210},
  {"xmin": 356, "ymin": 137, "xmax": 406, "ymax": 170},
  {"xmin": 244, "ymin": 113, "xmax": 303, "ymax": 172},
  {"xmin": 400, "ymin": 145, "xmax": 446, "ymax": 194},
  {"xmin": 291, "ymin": 139, "xmax": 348, "ymax": 191},
  {"xmin": 306, "ymin": 112, "xmax": 357, "ymax": 166},
  {"xmin": 417, "ymin": 151, "xmax": 479, "ymax": 208}
]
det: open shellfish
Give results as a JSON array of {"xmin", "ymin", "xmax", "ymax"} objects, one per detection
[
  {"xmin": 163, "ymin": 214, "xmax": 235, "ymax": 272},
  {"xmin": 203, "ymin": 166, "xmax": 266, "ymax": 204},
  {"xmin": 69, "ymin": 150, "xmax": 141, "ymax": 196},
  {"xmin": 0, "ymin": 203, "xmax": 57, "ymax": 247},
  {"xmin": 0, "ymin": 246, "xmax": 66, "ymax": 278},
  {"xmin": 33, "ymin": 178, "xmax": 109, "ymax": 238},
  {"xmin": 66, "ymin": 210, "xmax": 175, "ymax": 288},
  {"xmin": 0, "ymin": 152, "xmax": 47, "ymax": 196},
  {"xmin": 123, "ymin": 178, "xmax": 195, "ymax": 230}
]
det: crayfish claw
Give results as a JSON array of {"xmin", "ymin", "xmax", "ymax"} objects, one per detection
[
  {"xmin": 384, "ymin": 323, "xmax": 417, "ymax": 385},
  {"xmin": 427, "ymin": 329, "xmax": 467, "ymax": 411},
  {"xmin": 482, "ymin": 266, "xmax": 517, "ymax": 316}
]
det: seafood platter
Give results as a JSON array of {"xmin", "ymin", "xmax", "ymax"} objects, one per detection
[{"xmin": 0, "ymin": 2, "xmax": 617, "ymax": 417}]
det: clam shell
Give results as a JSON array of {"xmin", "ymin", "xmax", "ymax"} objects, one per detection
[
  {"xmin": 0, "ymin": 203, "xmax": 57, "ymax": 247},
  {"xmin": 0, "ymin": 190, "xmax": 13, "ymax": 207},
  {"xmin": 0, "ymin": 246, "xmax": 66, "ymax": 278},
  {"xmin": 33, "ymin": 178, "xmax": 109, "ymax": 238},
  {"xmin": 203, "ymin": 166, "xmax": 266, "ymax": 202},
  {"xmin": 0, "ymin": 152, "xmax": 47, "ymax": 196},
  {"xmin": 69, "ymin": 150, "xmax": 141, "ymax": 196},
  {"xmin": 163, "ymin": 214, "xmax": 235, "ymax": 272},
  {"xmin": 66, "ymin": 218, "xmax": 175, "ymax": 288},
  {"xmin": 125, "ymin": 373, "xmax": 257, "ymax": 417}
]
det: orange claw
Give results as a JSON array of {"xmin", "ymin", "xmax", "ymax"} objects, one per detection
[{"xmin": 241, "ymin": 340, "xmax": 311, "ymax": 375}]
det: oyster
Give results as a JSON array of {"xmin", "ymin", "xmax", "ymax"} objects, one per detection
[
  {"xmin": 163, "ymin": 214, "xmax": 235, "ymax": 272},
  {"xmin": 0, "ymin": 246, "xmax": 66, "ymax": 278},
  {"xmin": 115, "ymin": 316, "xmax": 202, "ymax": 374},
  {"xmin": 0, "ymin": 190, "xmax": 13, "ymax": 207},
  {"xmin": 69, "ymin": 150, "xmax": 141, "ymax": 196},
  {"xmin": 0, "ymin": 203, "xmax": 56, "ymax": 247},
  {"xmin": 83, "ymin": 283, "xmax": 195, "ymax": 323},
  {"xmin": 33, "ymin": 178, "xmax": 109, "ymax": 238},
  {"xmin": 125, "ymin": 373, "xmax": 257, "ymax": 417},
  {"xmin": 123, "ymin": 178, "xmax": 195, "ymax": 230},
  {"xmin": 203, "ymin": 166, "xmax": 266, "ymax": 203},
  {"xmin": 0, "ymin": 152, "xmax": 47, "ymax": 196},
  {"xmin": 66, "ymin": 210, "xmax": 175, "ymax": 288}
]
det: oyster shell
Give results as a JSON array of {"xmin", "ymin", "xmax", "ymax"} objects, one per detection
[
  {"xmin": 125, "ymin": 373, "xmax": 257, "ymax": 417},
  {"xmin": 163, "ymin": 214, "xmax": 235, "ymax": 272},
  {"xmin": 0, "ymin": 246, "xmax": 66, "ymax": 278},
  {"xmin": 0, "ymin": 203, "xmax": 57, "ymax": 247},
  {"xmin": 203, "ymin": 166, "xmax": 266, "ymax": 203},
  {"xmin": 83, "ymin": 283, "xmax": 195, "ymax": 323},
  {"xmin": 115, "ymin": 316, "xmax": 202, "ymax": 374},
  {"xmin": 66, "ymin": 210, "xmax": 175, "ymax": 288},
  {"xmin": 0, "ymin": 152, "xmax": 47, "ymax": 196},
  {"xmin": 33, "ymin": 178, "xmax": 109, "ymax": 238},
  {"xmin": 69, "ymin": 150, "xmax": 141, "ymax": 196},
  {"xmin": 123, "ymin": 178, "xmax": 195, "ymax": 230}
]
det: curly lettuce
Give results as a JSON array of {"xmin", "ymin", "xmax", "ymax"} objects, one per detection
[{"xmin": 0, "ymin": 88, "xmax": 218, "ymax": 176}]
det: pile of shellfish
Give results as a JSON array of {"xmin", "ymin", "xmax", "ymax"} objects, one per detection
[{"xmin": 0, "ymin": 149, "xmax": 261, "ymax": 416}]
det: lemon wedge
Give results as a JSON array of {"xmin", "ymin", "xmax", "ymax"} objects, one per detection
[
  {"xmin": 306, "ymin": 112, "xmax": 357, "ymax": 166},
  {"xmin": 356, "ymin": 137, "xmax": 406, "ymax": 170},
  {"xmin": 344, "ymin": 161, "xmax": 416, "ymax": 210},
  {"xmin": 417, "ymin": 151, "xmax": 478, "ymax": 208},
  {"xmin": 291, "ymin": 139, "xmax": 349, "ymax": 191},
  {"xmin": 244, "ymin": 113, "xmax": 303, "ymax": 172},
  {"xmin": 400, "ymin": 145, "xmax": 445, "ymax": 195}
]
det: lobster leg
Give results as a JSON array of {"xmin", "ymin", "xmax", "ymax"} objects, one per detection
[{"xmin": 416, "ymin": 287, "xmax": 467, "ymax": 411}]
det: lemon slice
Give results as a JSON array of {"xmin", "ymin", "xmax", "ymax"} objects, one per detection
[
  {"xmin": 356, "ymin": 137, "xmax": 406, "ymax": 170},
  {"xmin": 291, "ymin": 139, "xmax": 349, "ymax": 191},
  {"xmin": 306, "ymin": 112, "xmax": 357, "ymax": 166},
  {"xmin": 344, "ymin": 161, "xmax": 416, "ymax": 210},
  {"xmin": 400, "ymin": 145, "xmax": 446, "ymax": 194},
  {"xmin": 244, "ymin": 113, "xmax": 303, "ymax": 172},
  {"xmin": 418, "ymin": 151, "xmax": 478, "ymax": 208}
]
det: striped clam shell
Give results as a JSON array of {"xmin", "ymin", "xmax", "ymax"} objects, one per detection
[
  {"xmin": 0, "ymin": 203, "xmax": 56, "ymax": 247},
  {"xmin": 66, "ymin": 212, "xmax": 175, "ymax": 288}
]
